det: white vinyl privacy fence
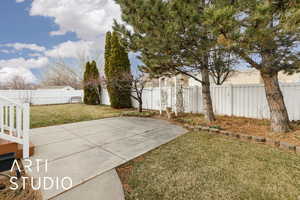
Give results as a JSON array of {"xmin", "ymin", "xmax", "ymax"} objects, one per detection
[
  {"xmin": 0, "ymin": 90, "xmax": 83, "ymax": 105},
  {"xmin": 1, "ymin": 83, "xmax": 300, "ymax": 120},
  {"xmin": 199, "ymin": 83, "xmax": 299, "ymax": 121},
  {"xmin": 102, "ymin": 83, "xmax": 300, "ymax": 121}
]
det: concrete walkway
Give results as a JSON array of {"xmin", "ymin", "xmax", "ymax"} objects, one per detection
[{"xmin": 29, "ymin": 117, "xmax": 187, "ymax": 200}]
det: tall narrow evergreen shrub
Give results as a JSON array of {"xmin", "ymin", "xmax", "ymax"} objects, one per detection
[
  {"xmin": 104, "ymin": 31, "xmax": 132, "ymax": 108},
  {"xmin": 83, "ymin": 61, "xmax": 101, "ymax": 105}
]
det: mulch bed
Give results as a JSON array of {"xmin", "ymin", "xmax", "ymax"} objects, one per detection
[
  {"xmin": 0, "ymin": 169, "xmax": 42, "ymax": 200},
  {"xmin": 177, "ymin": 116, "xmax": 300, "ymax": 154},
  {"xmin": 175, "ymin": 113, "xmax": 300, "ymax": 147}
]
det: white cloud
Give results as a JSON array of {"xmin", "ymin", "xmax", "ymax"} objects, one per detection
[
  {"xmin": 45, "ymin": 40, "xmax": 95, "ymax": 58},
  {"xmin": 50, "ymin": 30, "xmax": 67, "ymax": 36},
  {"xmin": 30, "ymin": 0, "xmax": 121, "ymax": 40},
  {"xmin": 2, "ymin": 43, "xmax": 46, "ymax": 52},
  {"xmin": 0, "ymin": 67, "xmax": 37, "ymax": 83},
  {"xmin": 0, "ymin": 57, "xmax": 49, "ymax": 69},
  {"xmin": 0, "ymin": 49, "xmax": 14, "ymax": 54},
  {"xmin": 16, "ymin": 0, "xmax": 25, "ymax": 3},
  {"xmin": 28, "ymin": 53, "xmax": 43, "ymax": 57}
]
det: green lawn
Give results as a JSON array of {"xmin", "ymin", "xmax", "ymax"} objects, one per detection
[
  {"xmin": 30, "ymin": 104, "xmax": 132, "ymax": 128},
  {"xmin": 118, "ymin": 131, "xmax": 300, "ymax": 200}
]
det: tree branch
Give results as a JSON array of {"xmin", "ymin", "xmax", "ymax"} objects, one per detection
[
  {"xmin": 175, "ymin": 68, "xmax": 204, "ymax": 84},
  {"xmin": 235, "ymin": 49, "xmax": 262, "ymax": 70}
]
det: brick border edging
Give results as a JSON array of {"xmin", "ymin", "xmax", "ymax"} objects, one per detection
[{"xmin": 183, "ymin": 124, "xmax": 300, "ymax": 155}]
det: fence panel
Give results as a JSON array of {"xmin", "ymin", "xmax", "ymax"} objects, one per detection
[
  {"xmin": 122, "ymin": 83, "xmax": 300, "ymax": 121},
  {"xmin": 211, "ymin": 85, "xmax": 231, "ymax": 115},
  {"xmin": 0, "ymin": 90, "xmax": 83, "ymax": 105},
  {"xmin": 1, "ymin": 83, "xmax": 300, "ymax": 120},
  {"xmin": 281, "ymin": 83, "xmax": 300, "ymax": 121}
]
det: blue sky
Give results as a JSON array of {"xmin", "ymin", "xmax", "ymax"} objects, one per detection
[
  {"xmin": 0, "ymin": 0, "xmax": 252, "ymax": 84},
  {"xmin": 0, "ymin": 0, "xmax": 78, "ymax": 60},
  {"xmin": 0, "ymin": 0, "xmax": 142, "ymax": 83}
]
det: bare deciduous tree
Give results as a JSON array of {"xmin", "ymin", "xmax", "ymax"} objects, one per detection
[
  {"xmin": 209, "ymin": 48, "xmax": 236, "ymax": 85},
  {"xmin": 42, "ymin": 48, "xmax": 102, "ymax": 89},
  {"xmin": 6, "ymin": 76, "xmax": 36, "ymax": 90},
  {"xmin": 9, "ymin": 75, "xmax": 27, "ymax": 89},
  {"xmin": 105, "ymin": 71, "xmax": 148, "ymax": 112},
  {"xmin": 42, "ymin": 59, "xmax": 83, "ymax": 89}
]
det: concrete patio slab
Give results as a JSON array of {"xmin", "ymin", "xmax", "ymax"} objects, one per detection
[
  {"xmin": 65, "ymin": 126, "xmax": 107, "ymax": 136},
  {"xmin": 31, "ymin": 130, "xmax": 76, "ymax": 147},
  {"xmin": 29, "ymin": 117, "xmax": 188, "ymax": 199},
  {"xmin": 52, "ymin": 169, "xmax": 125, "ymax": 200},
  {"xmin": 31, "ymin": 126, "xmax": 67, "ymax": 135},
  {"xmin": 83, "ymin": 130, "xmax": 131, "ymax": 146},
  {"xmin": 30, "ymin": 138, "xmax": 94, "ymax": 164},
  {"xmin": 101, "ymin": 135, "xmax": 158, "ymax": 160},
  {"xmin": 31, "ymin": 147, "xmax": 124, "ymax": 199}
]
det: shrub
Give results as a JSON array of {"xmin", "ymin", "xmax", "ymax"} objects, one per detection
[
  {"xmin": 83, "ymin": 61, "xmax": 101, "ymax": 105},
  {"xmin": 104, "ymin": 31, "xmax": 132, "ymax": 108}
]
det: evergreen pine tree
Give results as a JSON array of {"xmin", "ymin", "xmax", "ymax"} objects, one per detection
[
  {"xmin": 114, "ymin": 0, "xmax": 300, "ymax": 132},
  {"xmin": 105, "ymin": 32, "xmax": 132, "ymax": 108},
  {"xmin": 204, "ymin": 0, "xmax": 300, "ymax": 132},
  {"xmin": 83, "ymin": 61, "xmax": 91, "ymax": 104},
  {"xmin": 104, "ymin": 31, "xmax": 112, "ymax": 78},
  {"xmin": 114, "ymin": 0, "xmax": 216, "ymax": 122},
  {"xmin": 83, "ymin": 61, "xmax": 101, "ymax": 105},
  {"xmin": 90, "ymin": 60, "xmax": 101, "ymax": 104}
]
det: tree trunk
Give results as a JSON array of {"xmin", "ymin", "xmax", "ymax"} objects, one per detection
[
  {"xmin": 138, "ymin": 100, "xmax": 143, "ymax": 113},
  {"xmin": 260, "ymin": 71, "xmax": 290, "ymax": 133},
  {"xmin": 201, "ymin": 68, "xmax": 216, "ymax": 122}
]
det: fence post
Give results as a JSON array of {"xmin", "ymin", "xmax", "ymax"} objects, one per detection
[
  {"xmin": 174, "ymin": 76, "xmax": 178, "ymax": 116},
  {"xmin": 0, "ymin": 106, "xmax": 3, "ymax": 134},
  {"xmin": 22, "ymin": 103, "xmax": 30, "ymax": 159},
  {"xmin": 187, "ymin": 87, "xmax": 190, "ymax": 113},
  {"xmin": 159, "ymin": 78, "xmax": 162, "ymax": 115},
  {"xmin": 9, "ymin": 105, "xmax": 14, "ymax": 135},
  {"xmin": 16, "ymin": 105, "xmax": 21, "ymax": 138},
  {"xmin": 229, "ymin": 84, "xmax": 234, "ymax": 116},
  {"xmin": 196, "ymin": 86, "xmax": 199, "ymax": 113}
]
